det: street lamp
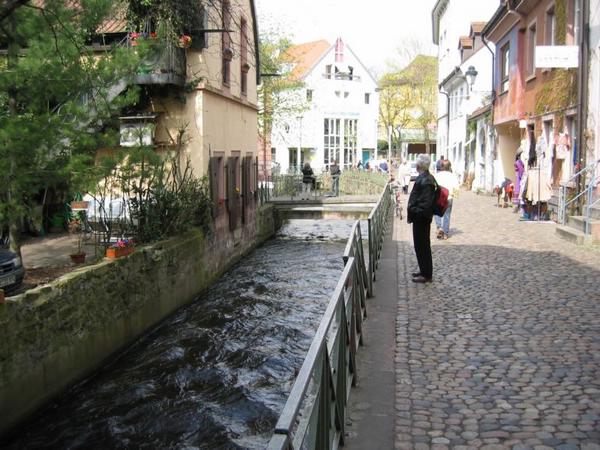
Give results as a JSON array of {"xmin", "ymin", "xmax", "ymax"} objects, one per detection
[{"xmin": 465, "ymin": 65, "xmax": 478, "ymax": 92}]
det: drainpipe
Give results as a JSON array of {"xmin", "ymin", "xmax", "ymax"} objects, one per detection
[
  {"xmin": 438, "ymin": 86, "xmax": 450, "ymax": 156},
  {"xmin": 482, "ymin": 33, "xmax": 497, "ymax": 189},
  {"xmin": 576, "ymin": 0, "xmax": 590, "ymax": 207}
]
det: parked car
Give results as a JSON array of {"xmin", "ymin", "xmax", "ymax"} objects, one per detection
[
  {"xmin": 0, "ymin": 249, "xmax": 25, "ymax": 293},
  {"xmin": 409, "ymin": 161, "xmax": 419, "ymax": 181}
]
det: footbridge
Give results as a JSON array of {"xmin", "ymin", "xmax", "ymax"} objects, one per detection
[{"xmin": 264, "ymin": 172, "xmax": 389, "ymax": 220}]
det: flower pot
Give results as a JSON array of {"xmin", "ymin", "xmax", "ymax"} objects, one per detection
[
  {"xmin": 70, "ymin": 252, "xmax": 86, "ymax": 264},
  {"xmin": 106, "ymin": 246, "xmax": 134, "ymax": 259},
  {"xmin": 70, "ymin": 201, "xmax": 89, "ymax": 211}
]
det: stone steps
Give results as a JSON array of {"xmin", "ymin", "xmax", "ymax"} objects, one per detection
[{"xmin": 555, "ymin": 225, "xmax": 591, "ymax": 245}]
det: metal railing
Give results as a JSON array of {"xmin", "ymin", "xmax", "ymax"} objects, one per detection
[
  {"xmin": 260, "ymin": 172, "xmax": 389, "ymax": 200},
  {"xmin": 368, "ymin": 183, "xmax": 392, "ymax": 291},
  {"xmin": 558, "ymin": 159, "xmax": 600, "ymax": 234},
  {"xmin": 267, "ymin": 186, "xmax": 391, "ymax": 449}
]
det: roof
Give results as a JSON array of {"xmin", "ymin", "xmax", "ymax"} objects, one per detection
[
  {"xmin": 470, "ymin": 21, "xmax": 487, "ymax": 35},
  {"xmin": 459, "ymin": 36, "xmax": 473, "ymax": 49},
  {"xmin": 285, "ymin": 40, "xmax": 331, "ymax": 79},
  {"xmin": 468, "ymin": 103, "xmax": 492, "ymax": 120},
  {"xmin": 97, "ymin": 3, "xmax": 127, "ymax": 33}
]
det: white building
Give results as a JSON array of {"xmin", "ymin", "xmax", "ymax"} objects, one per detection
[
  {"xmin": 271, "ymin": 38, "xmax": 379, "ymax": 173},
  {"xmin": 432, "ymin": 0, "xmax": 499, "ymax": 186},
  {"xmin": 438, "ymin": 23, "xmax": 495, "ymax": 189},
  {"xmin": 588, "ymin": 0, "xmax": 600, "ymax": 174}
]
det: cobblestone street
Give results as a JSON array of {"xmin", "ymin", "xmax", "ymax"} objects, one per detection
[{"xmin": 394, "ymin": 190, "xmax": 600, "ymax": 450}]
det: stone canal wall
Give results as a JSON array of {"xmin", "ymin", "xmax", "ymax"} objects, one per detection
[{"xmin": 0, "ymin": 204, "xmax": 278, "ymax": 437}]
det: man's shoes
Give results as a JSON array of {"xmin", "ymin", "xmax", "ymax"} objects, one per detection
[
  {"xmin": 411, "ymin": 272, "xmax": 421, "ymax": 277},
  {"xmin": 412, "ymin": 276, "xmax": 432, "ymax": 283}
]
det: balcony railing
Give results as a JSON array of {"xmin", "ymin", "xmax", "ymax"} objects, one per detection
[{"xmin": 117, "ymin": 35, "xmax": 187, "ymax": 87}]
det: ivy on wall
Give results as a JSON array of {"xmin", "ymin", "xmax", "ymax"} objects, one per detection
[
  {"xmin": 555, "ymin": 0, "xmax": 566, "ymax": 46},
  {"xmin": 534, "ymin": 69, "xmax": 577, "ymax": 116},
  {"xmin": 534, "ymin": 0, "xmax": 575, "ymax": 117}
]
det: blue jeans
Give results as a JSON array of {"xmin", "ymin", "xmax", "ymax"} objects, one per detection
[
  {"xmin": 434, "ymin": 198, "xmax": 453, "ymax": 235},
  {"xmin": 332, "ymin": 176, "xmax": 340, "ymax": 196}
]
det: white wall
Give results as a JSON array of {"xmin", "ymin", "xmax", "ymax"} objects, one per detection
[
  {"xmin": 434, "ymin": 0, "xmax": 498, "ymax": 159},
  {"xmin": 271, "ymin": 42, "xmax": 379, "ymax": 173},
  {"xmin": 588, "ymin": 0, "xmax": 600, "ymax": 171}
]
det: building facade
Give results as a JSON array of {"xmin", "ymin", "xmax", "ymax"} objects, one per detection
[
  {"xmin": 432, "ymin": 0, "xmax": 500, "ymax": 184},
  {"xmin": 99, "ymin": 0, "xmax": 260, "ymax": 235},
  {"xmin": 482, "ymin": 0, "xmax": 582, "ymax": 211},
  {"xmin": 438, "ymin": 22, "xmax": 495, "ymax": 187},
  {"xmin": 270, "ymin": 38, "xmax": 379, "ymax": 174},
  {"xmin": 587, "ymin": 0, "xmax": 600, "ymax": 174}
]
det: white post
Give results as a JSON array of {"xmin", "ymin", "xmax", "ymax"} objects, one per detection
[{"xmin": 387, "ymin": 125, "xmax": 392, "ymax": 162}]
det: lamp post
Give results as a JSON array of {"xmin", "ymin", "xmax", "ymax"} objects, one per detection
[{"xmin": 465, "ymin": 65, "xmax": 478, "ymax": 94}]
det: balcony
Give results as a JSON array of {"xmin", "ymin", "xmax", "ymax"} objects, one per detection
[{"xmin": 135, "ymin": 43, "xmax": 186, "ymax": 87}]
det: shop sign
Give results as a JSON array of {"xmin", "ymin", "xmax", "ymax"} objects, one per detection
[{"xmin": 535, "ymin": 46, "xmax": 579, "ymax": 68}]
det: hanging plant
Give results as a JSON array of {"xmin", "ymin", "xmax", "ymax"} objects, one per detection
[{"xmin": 127, "ymin": 0, "xmax": 203, "ymax": 40}]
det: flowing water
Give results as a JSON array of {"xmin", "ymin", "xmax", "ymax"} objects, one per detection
[{"xmin": 4, "ymin": 220, "xmax": 365, "ymax": 450}]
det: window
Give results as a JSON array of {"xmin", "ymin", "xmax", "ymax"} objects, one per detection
[
  {"xmin": 527, "ymin": 23, "xmax": 537, "ymax": 76},
  {"xmin": 500, "ymin": 43, "xmax": 510, "ymax": 93},
  {"xmin": 546, "ymin": 6, "xmax": 556, "ymax": 45},
  {"xmin": 325, "ymin": 65, "xmax": 332, "ymax": 79},
  {"xmin": 364, "ymin": 93, "xmax": 370, "ymax": 104},
  {"xmin": 240, "ymin": 18, "xmax": 248, "ymax": 95},
  {"xmin": 221, "ymin": 0, "xmax": 232, "ymax": 87},
  {"xmin": 324, "ymin": 118, "xmax": 341, "ymax": 168},
  {"xmin": 306, "ymin": 89, "xmax": 313, "ymax": 102},
  {"xmin": 343, "ymin": 119, "xmax": 358, "ymax": 170}
]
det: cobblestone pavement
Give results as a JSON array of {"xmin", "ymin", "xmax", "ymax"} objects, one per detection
[{"xmin": 394, "ymin": 190, "xmax": 600, "ymax": 450}]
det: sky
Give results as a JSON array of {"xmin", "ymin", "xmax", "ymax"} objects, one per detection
[{"xmin": 254, "ymin": 0, "xmax": 439, "ymax": 75}]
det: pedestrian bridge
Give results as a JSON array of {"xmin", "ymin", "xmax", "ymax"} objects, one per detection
[
  {"xmin": 270, "ymin": 196, "xmax": 380, "ymax": 220},
  {"xmin": 264, "ymin": 172, "xmax": 388, "ymax": 220}
]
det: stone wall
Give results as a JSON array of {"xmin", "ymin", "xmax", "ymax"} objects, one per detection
[{"xmin": 0, "ymin": 204, "xmax": 277, "ymax": 438}]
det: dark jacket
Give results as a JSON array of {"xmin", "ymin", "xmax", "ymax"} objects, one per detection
[
  {"xmin": 302, "ymin": 166, "xmax": 314, "ymax": 184},
  {"xmin": 330, "ymin": 163, "xmax": 341, "ymax": 177},
  {"xmin": 407, "ymin": 170, "xmax": 436, "ymax": 223}
]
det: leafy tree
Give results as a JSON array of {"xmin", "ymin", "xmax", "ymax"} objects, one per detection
[
  {"xmin": 257, "ymin": 30, "xmax": 306, "ymax": 178},
  {"xmin": 378, "ymin": 55, "xmax": 438, "ymax": 156},
  {"xmin": 0, "ymin": 0, "xmax": 139, "ymax": 256}
]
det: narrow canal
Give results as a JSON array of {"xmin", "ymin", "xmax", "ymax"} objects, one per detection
[{"xmin": 5, "ymin": 220, "xmax": 364, "ymax": 449}]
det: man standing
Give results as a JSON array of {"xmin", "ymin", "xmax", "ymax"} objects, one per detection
[
  {"xmin": 330, "ymin": 159, "xmax": 341, "ymax": 196},
  {"xmin": 407, "ymin": 154, "xmax": 436, "ymax": 283}
]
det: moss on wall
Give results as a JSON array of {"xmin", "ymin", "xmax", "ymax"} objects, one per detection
[
  {"xmin": 0, "ymin": 204, "xmax": 277, "ymax": 437},
  {"xmin": 555, "ymin": 0, "xmax": 567, "ymax": 45},
  {"xmin": 534, "ymin": 69, "xmax": 578, "ymax": 116}
]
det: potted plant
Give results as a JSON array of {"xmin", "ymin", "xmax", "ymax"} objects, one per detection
[
  {"xmin": 68, "ymin": 218, "xmax": 86, "ymax": 264},
  {"xmin": 178, "ymin": 34, "xmax": 192, "ymax": 48},
  {"xmin": 106, "ymin": 239, "xmax": 135, "ymax": 259}
]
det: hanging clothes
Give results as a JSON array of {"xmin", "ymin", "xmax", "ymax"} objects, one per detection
[
  {"xmin": 555, "ymin": 132, "xmax": 570, "ymax": 160},
  {"xmin": 514, "ymin": 157, "xmax": 525, "ymax": 205}
]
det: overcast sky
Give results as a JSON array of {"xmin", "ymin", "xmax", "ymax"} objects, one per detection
[{"xmin": 254, "ymin": 0, "xmax": 439, "ymax": 75}]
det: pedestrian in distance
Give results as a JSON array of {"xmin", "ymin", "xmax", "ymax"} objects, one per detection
[
  {"xmin": 330, "ymin": 159, "xmax": 341, "ymax": 196},
  {"xmin": 434, "ymin": 160, "xmax": 459, "ymax": 240},
  {"xmin": 407, "ymin": 154, "xmax": 436, "ymax": 283},
  {"xmin": 397, "ymin": 159, "xmax": 411, "ymax": 194},
  {"xmin": 435, "ymin": 155, "xmax": 445, "ymax": 172},
  {"xmin": 301, "ymin": 162, "xmax": 314, "ymax": 200}
]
